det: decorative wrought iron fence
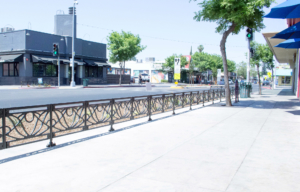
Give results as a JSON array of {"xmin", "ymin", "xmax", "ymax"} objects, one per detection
[{"xmin": 0, "ymin": 87, "xmax": 236, "ymax": 150}]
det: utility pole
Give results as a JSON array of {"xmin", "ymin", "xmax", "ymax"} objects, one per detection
[
  {"xmin": 246, "ymin": 28, "xmax": 253, "ymax": 83},
  {"xmin": 70, "ymin": 1, "xmax": 78, "ymax": 87}
]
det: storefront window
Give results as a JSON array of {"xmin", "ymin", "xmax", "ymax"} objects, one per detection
[
  {"xmin": 33, "ymin": 63, "xmax": 57, "ymax": 77},
  {"xmin": 281, "ymin": 76, "xmax": 291, "ymax": 84},
  {"xmin": 85, "ymin": 66, "xmax": 102, "ymax": 78},
  {"xmin": 3, "ymin": 63, "xmax": 19, "ymax": 77}
]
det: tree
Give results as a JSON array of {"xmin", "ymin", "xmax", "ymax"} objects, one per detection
[
  {"xmin": 192, "ymin": 52, "xmax": 235, "ymax": 84},
  {"xmin": 237, "ymin": 61, "xmax": 247, "ymax": 79},
  {"xmin": 261, "ymin": 44, "xmax": 274, "ymax": 82},
  {"xmin": 191, "ymin": 0, "xmax": 274, "ymax": 106},
  {"xmin": 107, "ymin": 31, "xmax": 146, "ymax": 85},
  {"xmin": 197, "ymin": 45, "xmax": 204, "ymax": 53},
  {"xmin": 250, "ymin": 41, "xmax": 265, "ymax": 95}
]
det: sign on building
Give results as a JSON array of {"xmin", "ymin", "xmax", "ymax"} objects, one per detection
[
  {"xmin": 174, "ymin": 58, "xmax": 181, "ymax": 80},
  {"xmin": 217, "ymin": 69, "xmax": 221, "ymax": 82}
]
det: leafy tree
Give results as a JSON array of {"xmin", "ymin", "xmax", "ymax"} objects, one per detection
[
  {"xmin": 237, "ymin": 61, "xmax": 247, "ymax": 79},
  {"xmin": 237, "ymin": 61, "xmax": 256, "ymax": 79},
  {"xmin": 107, "ymin": 31, "xmax": 146, "ymax": 85},
  {"xmin": 197, "ymin": 45, "xmax": 204, "ymax": 53},
  {"xmin": 261, "ymin": 44, "xmax": 274, "ymax": 81},
  {"xmin": 192, "ymin": 52, "xmax": 235, "ymax": 83},
  {"xmin": 191, "ymin": 0, "xmax": 274, "ymax": 106},
  {"xmin": 250, "ymin": 41, "xmax": 266, "ymax": 95}
]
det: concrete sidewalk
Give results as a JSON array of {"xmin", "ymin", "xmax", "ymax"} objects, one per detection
[{"xmin": 1, "ymin": 89, "xmax": 300, "ymax": 192}]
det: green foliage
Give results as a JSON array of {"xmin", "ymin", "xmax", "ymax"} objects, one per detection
[
  {"xmin": 192, "ymin": 52, "xmax": 235, "ymax": 74},
  {"xmin": 107, "ymin": 31, "xmax": 146, "ymax": 63},
  {"xmin": 191, "ymin": 0, "xmax": 274, "ymax": 34},
  {"xmin": 197, "ymin": 45, "xmax": 204, "ymax": 53},
  {"xmin": 250, "ymin": 41, "xmax": 273, "ymax": 67},
  {"xmin": 162, "ymin": 54, "xmax": 188, "ymax": 72},
  {"xmin": 237, "ymin": 61, "xmax": 256, "ymax": 79}
]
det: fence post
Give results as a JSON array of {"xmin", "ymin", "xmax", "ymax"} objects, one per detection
[
  {"xmin": 190, "ymin": 92, "xmax": 192, "ymax": 110},
  {"xmin": 47, "ymin": 105, "xmax": 56, "ymax": 147},
  {"xmin": 109, "ymin": 99, "xmax": 115, "ymax": 132},
  {"xmin": 182, "ymin": 93, "xmax": 185, "ymax": 108},
  {"xmin": 220, "ymin": 88, "xmax": 222, "ymax": 102},
  {"xmin": 212, "ymin": 90, "xmax": 215, "ymax": 104},
  {"xmin": 83, "ymin": 101, "xmax": 88, "ymax": 130},
  {"xmin": 197, "ymin": 91, "xmax": 200, "ymax": 105},
  {"xmin": 173, "ymin": 93, "xmax": 176, "ymax": 115},
  {"xmin": 162, "ymin": 95, "xmax": 165, "ymax": 113},
  {"xmin": 203, "ymin": 92, "xmax": 205, "ymax": 106},
  {"xmin": 148, "ymin": 96, "xmax": 152, "ymax": 121},
  {"xmin": 208, "ymin": 90, "xmax": 210, "ymax": 102},
  {"xmin": 1, "ymin": 109, "xmax": 7, "ymax": 149},
  {"xmin": 130, "ymin": 97, "xmax": 134, "ymax": 120}
]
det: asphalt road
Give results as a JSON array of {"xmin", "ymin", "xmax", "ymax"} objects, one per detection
[{"xmin": 0, "ymin": 85, "xmax": 225, "ymax": 109}]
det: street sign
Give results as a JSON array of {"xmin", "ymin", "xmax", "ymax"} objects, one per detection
[
  {"xmin": 217, "ymin": 69, "xmax": 221, "ymax": 82},
  {"xmin": 174, "ymin": 58, "xmax": 181, "ymax": 80}
]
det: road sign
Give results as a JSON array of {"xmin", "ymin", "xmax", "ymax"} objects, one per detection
[
  {"xmin": 267, "ymin": 72, "xmax": 272, "ymax": 78},
  {"xmin": 174, "ymin": 58, "xmax": 181, "ymax": 80}
]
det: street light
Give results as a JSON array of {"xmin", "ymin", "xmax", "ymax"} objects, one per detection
[{"xmin": 70, "ymin": 0, "xmax": 78, "ymax": 87}]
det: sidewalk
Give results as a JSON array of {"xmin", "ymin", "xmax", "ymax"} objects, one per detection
[{"xmin": 1, "ymin": 89, "xmax": 300, "ymax": 192}]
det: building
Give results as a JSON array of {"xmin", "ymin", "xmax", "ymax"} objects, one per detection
[
  {"xmin": 0, "ymin": 8, "xmax": 130, "ymax": 85},
  {"xmin": 109, "ymin": 59, "xmax": 166, "ymax": 83},
  {"xmin": 263, "ymin": 18, "xmax": 300, "ymax": 99},
  {"xmin": 275, "ymin": 68, "xmax": 293, "ymax": 86}
]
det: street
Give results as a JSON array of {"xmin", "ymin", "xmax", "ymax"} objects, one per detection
[{"xmin": 0, "ymin": 85, "xmax": 227, "ymax": 108}]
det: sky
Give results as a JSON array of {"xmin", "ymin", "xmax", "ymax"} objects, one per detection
[{"xmin": 0, "ymin": 0, "xmax": 288, "ymax": 64}]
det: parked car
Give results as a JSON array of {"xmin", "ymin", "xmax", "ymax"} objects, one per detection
[
  {"xmin": 262, "ymin": 80, "xmax": 270, "ymax": 86},
  {"xmin": 141, "ymin": 73, "xmax": 150, "ymax": 83},
  {"xmin": 218, "ymin": 79, "xmax": 233, "ymax": 85}
]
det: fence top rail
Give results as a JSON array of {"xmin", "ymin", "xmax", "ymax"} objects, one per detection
[{"xmin": 0, "ymin": 88, "xmax": 227, "ymax": 111}]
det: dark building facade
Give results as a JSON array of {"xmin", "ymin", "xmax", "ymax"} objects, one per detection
[{"xmin": 0, "ymin": 10, "xmax": 130, "ymax": 85}]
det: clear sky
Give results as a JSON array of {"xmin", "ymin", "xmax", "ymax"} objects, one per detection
[{"xmin": 1, "ymin": 0, "xmax": 287, "ymax": 64}]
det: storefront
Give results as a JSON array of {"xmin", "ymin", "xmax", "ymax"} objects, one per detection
[{"xmin": 0, "ymin": 30, "xmax": 109, "ymax": 85}]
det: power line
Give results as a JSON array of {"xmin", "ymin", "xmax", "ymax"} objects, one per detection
[{"xmin": 77, "ymin": 23, "xmax": 247, "ymax": 48}]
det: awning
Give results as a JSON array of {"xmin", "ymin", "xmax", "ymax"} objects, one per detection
[
  {"xmin": 32, "ymin": 55, "xmax": 70, "ymax": 64},
  {"xmin": 74, "ymin": 60, "xmax": 85, "ymax": 66},
  {"xmin": 0, "ymin": 54, "xmax": 23, "ymax": 63},
  {"xmin": 263, "ymin": 32, "xmax": 297, "ymax": 64},
  {"xmin": 276, "ymin": 69, "xmax": 293, "ymax": 76},
  {"xmin": 84, "ymin": 59, "xmax": 110, "ymax": 67}
]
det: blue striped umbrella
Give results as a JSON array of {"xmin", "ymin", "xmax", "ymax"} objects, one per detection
[
  {"xmin": 265, "ymin": 0, "xmax": 300, "ymax": 19},
  {"xmin": 274, "ymin": 38, "xmax": 300, "ymax": 49}
]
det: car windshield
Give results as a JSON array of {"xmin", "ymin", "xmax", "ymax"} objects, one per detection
[{"xmin": 142, "ymin": 74, "xmax": 148, "ymax": 76}]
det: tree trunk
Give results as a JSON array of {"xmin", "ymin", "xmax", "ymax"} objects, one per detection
[
  {"xmin": 271, "ymin": 67, "xmax": 274, "ymax": 89},
  {"xmin": 257, "ymin": 64, "xmax": 261, "ymax": 95},
  {"xmin": 220, "ymin": 23, "xmax": 236, "ymax": 106},
  {"xmin": 119, "ymin": 64, "xmax": 122, "ymax": 85}
]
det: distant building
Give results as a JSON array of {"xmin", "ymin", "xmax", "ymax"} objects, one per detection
[{"xmin": 145, "ymin": 57, "xmax": 155, "ymax": 63}]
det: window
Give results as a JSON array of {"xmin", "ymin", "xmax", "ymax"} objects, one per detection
[
  {"xmin": 33, "ymin": 63, "xmax": 57, "ymax": 77},
  {"xmin": 85, "ymin": 66, "xmax": 103, "ymax": 78},
  {"xmin": 3, "ymin": 63, "xmax": 19, "ymax": 77},
  {"xmin": 282, "ymin": 76, "xmax": 291, "ymax": 84}
]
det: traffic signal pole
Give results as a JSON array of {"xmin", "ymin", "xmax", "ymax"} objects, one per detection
[
  {"xmin": 247, "ymin": 39, "xmax": 250, "ymax": 83},
  {"xmin": 58, "ymin": 54, "xmax": 60, "ymax": 87}
]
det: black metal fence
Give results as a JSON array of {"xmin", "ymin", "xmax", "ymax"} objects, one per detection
[{"xmin": 0, "ymin": 87, "xmax": 235, "ymax": 150}]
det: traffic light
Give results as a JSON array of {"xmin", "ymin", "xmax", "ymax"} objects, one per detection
[
  {"xmin": 53, "ymin": 43, "xmax": 59, "ymax": 56},
  {"xmin": 246, "ymin": 28, "xmax": 253, "ymax": 41}
]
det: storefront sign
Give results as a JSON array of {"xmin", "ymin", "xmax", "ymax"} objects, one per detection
[{"xmin": 174, "ymin": 58, "xmax": 180, "ymax": 80}]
